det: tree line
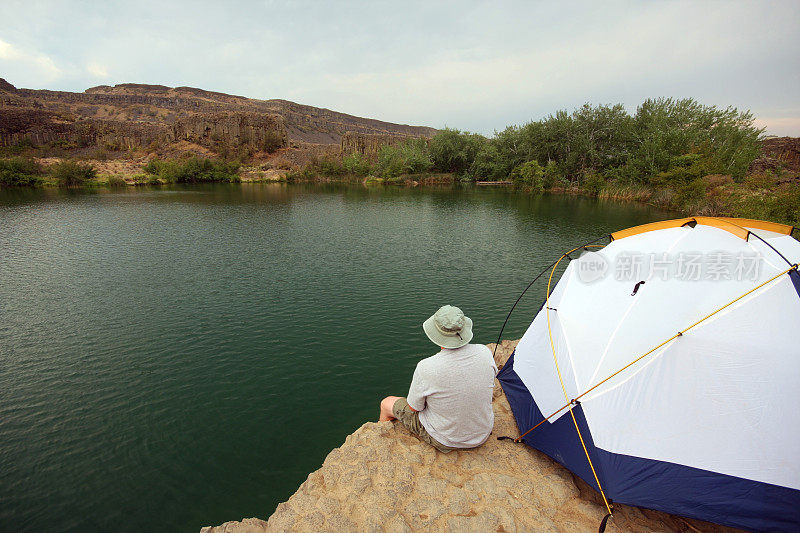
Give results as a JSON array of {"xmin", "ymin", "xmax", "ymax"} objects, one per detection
[{"xmin": 353, "ymin": 98, "xmax": 763, "ymax": 191}]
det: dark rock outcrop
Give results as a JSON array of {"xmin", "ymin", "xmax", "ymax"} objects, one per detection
[
  {"xmin": 173, "ymin": 113, "xmax": 287, "ymax": 152},
  {"xmin": 750, "ymin": 136, "xmax": 800, "ymax": 178},
  {"xmin": 0, "ymin": 80, "xmax": 436, "ymax": 151},
  {"xmin": 341, "ymin": 132, "xmax": 418, "ymax": 162},
  {"xmin": 0, "ymin": 78, "xmax": 17, "ymax": 93}
]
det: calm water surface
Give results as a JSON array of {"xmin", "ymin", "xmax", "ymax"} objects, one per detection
[{"xmin": 0, "ymin": 183, "xmax": 668, "ymax": 531}]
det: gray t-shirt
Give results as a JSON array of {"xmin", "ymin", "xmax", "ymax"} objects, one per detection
[{"xmin": 406, "ymin": 343, "xmax": 498, "ymax": 448}]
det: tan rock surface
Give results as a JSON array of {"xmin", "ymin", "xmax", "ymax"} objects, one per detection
[{"xmin": 202, "ymin": 340, "xmax": 741, "ymax": 533}]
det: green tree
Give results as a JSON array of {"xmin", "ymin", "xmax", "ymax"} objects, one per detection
[
  {"xmin": 470, "ymin": 142, "xmax": 506, "ymax": 180},
  {"xmin": 510, "ymin": 160, "xmax": 546, "ymax": 191},
  {"xmin": 51, "ymin": 160, "xmax": 96, "ymax": 186},
  {"xmin": 374, "ymin": 138, "xmax": 433, "ymax": 178},
  {"xmin": 400, "ymin": 137, "xmax": 433, "ymax": 174},
  {"xmin": 428, "ymin": 128, "xmax": 485, "ymax": 174},
  {"xmin": 628, "ymin": 98, "xmax": 762, "ymax": 181},
  {"xmin": 582, "ymin": 172, "xmax": 606, "ymax": 196},
  {"xmin": 375, "ymin": 145, "xmax": 406, "ymax": 178},
  {"xmin": 342, "ymin": 152, "xmax": 372, "ymax": 176}
]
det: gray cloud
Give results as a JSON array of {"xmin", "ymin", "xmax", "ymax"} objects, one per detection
[{"xmin": 1, "ymin": 0, "xmax": 798, "ymax": 135}]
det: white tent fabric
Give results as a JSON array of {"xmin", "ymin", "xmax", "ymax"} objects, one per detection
[{"xmin": 513, "ymin": 222, "xmax": 800, "ymax": 491}]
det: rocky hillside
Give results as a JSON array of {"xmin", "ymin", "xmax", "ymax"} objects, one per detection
[
  {"xmin": 750, "ymin": 136, "xmax": 800, "ymax": 178},
  {"xmin": 202, "ymin": 340, "xmax": 741, "ymax": 533},
  {"xmin": 0, "ymin": 79, "xmax": 436, "ymax": 153}
]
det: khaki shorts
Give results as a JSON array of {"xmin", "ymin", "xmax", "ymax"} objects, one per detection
[{"xmin": 392, "ymin": 397, "xmax": 461, "ymax": 453}]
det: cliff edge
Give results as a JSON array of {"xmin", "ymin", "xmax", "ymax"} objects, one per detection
[{"xmin": 202, "ymin": 340, "xmax": 740, "ymax": 533}]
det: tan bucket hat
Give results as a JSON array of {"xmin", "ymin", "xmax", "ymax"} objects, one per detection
[{"xmin": 423, "ymin": 305, "xmax": 473, "ymax": 349}]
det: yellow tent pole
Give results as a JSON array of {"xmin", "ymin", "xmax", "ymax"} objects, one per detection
[
  {"xmin": 518, "ymin": 262, "xmax": 798, "ymax": 442},
  {"xmin": 544, "ymin": 248, "xmax": 614, "ymax": 516}
]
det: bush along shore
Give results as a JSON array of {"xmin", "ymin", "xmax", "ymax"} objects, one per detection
[
  {"xmin": 0, "ymin": 156, "xmax": 243, "ymax": 188},
  {"xmin": 1, "ymin": 97, "xmax": 797, "ymax": 228},
  {"xmin": 288, "ymin": 98, "xmax": 799, "ymax": 228}
]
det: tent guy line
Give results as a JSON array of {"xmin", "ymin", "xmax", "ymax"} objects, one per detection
[{"xmin": 509, "ymin": 261, "xmax": 798, "ymax": 444}]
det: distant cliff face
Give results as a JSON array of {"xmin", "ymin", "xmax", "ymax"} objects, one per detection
[{"xmin": 0, "ymin": 78, "xmax": 436, "ymax": 152}]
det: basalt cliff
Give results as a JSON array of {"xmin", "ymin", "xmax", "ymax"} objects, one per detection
[
  {"xmin": 201, "ymin": 340, "xmax": 741, "ymax": 533},
  {"xmin": 0, "ymin": 78, "xmax": 436, "ymax": 157}
]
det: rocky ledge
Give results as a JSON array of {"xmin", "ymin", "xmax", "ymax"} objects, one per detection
[{"xmin": 202, "ymin": 340, "xmax": 740, "ymax": 533}]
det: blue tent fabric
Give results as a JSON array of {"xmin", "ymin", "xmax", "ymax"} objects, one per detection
[
  {"xmin": 497, "ymin": 352, "xmax": 800, "ymax": 532},
  {"xmin": 789, "ymin": 268, "xmax": 800, "ymax": 298},
  {"xmin": 496, "ymin": 352, "xmax": 605, "ymax": 493}
]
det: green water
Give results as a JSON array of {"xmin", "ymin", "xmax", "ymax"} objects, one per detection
[{"xmin": 0, "ymin": 183, "xmax": 668, "ymax": 531}]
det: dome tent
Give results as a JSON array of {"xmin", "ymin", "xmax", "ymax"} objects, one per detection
[{"xmin": 496, "ymin": 217, "xmax": 800, "ymax": 532}]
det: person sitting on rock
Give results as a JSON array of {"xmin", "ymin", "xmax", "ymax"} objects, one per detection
[{"xmin": 379, "ymin": 305, "xmax": 498, "ymax": 453}]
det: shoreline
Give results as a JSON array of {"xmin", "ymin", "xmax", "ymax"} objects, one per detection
[{"xmin": 2, "ymin": 162, "xmax": 797, "ymax": 236}]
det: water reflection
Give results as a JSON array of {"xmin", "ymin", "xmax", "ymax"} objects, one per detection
[{"xmin": 0, "ymin": 182, "xmax": 670, "ymax": 532}]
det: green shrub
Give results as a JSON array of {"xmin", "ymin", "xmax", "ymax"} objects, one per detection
[
  {"xmin": 470, "ymin": 142, "xmax": 506, "ymax": 180},
  {"xmin": 423, "ymin": 98, "xmax": 762, "ymax": 187},
  {"xmin": 743, "ymin": 173, "xmax": 775, "ymax": 190},
  {"xmin": 0, "ymin": 157, "xmax": 43, "ymax": 186},
  {"xmin": 315, "ymin": 157, "xmax": 345, "ymax": 177},
  {"xmin": 652, "ymin": 151, "xmax": 717, "ymax": 189},
  {"xmin": 767, "ymin": 187, "xmax": 800, "ymax": 227},
  {"xmin": 510, "ymin": 160, "xmax": 546, "ymax": 191},
  {"xmin": 429, "ymin": 128, "xmax": 485, "ymax": 174},
  {"xmin": 582, "ymin": 172, "xmax": 606, "ymax": 196},
  {"xmin": 672, "ymin": 177, "xmax": 708, "ymax": 209},
  {"xmin": 375, "ymin": 138, "xmax": 433, "ymax": 178},
  {"xmin": 106, "ymin": 175, "xmax": 127, "ymax": 187},
  {"xmin": 0, "ymin": 138, "xmax": 35, "ymax": 157},
  {"xmin": 374, "ymin": 138, "xmax": 433, "ymax": 178},
  {"xmin": 130, "ymin": 174, "xmax": 149, "ymax": 185},
  {"xmin": 144, "ymin": 157, "xmax": 240, "ymax": 183},
  {"xmin": 261, "ymin": 131, "xmax": 285, "ymax": 153},
  {"xmin": 602, "ymin": 164, "xmax": 638, "ymax": 184},
  {"xmin": 342, "ymin": 152, "xmax": 372, "ymax": 176},
  {"xmin": 542, "ymin": 161, "xmax": 562, "ymax": 189},
  {"xmin": 729, "ymin": 182, "xmax": 800, "ymax": 227},
  {"xmin": 375, "ymin": 145, "xmax": 407, "ymax": 178},
  {"xmin": 400, "ymin": 138, "xmax": 433, "ymax": 174},
  {"xmin": 627, "ymin": 98, "xmax": 762, "ymax": 180},
  {"xmin": 51, "ymin": 160, "xmax": 97, "ymax": 186},
  {"xmin": 285, "ymin": 167, "xmax": 316, "ymax": 182}
]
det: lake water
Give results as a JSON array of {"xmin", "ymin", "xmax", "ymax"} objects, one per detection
[{"xmin": 0, "ymin": 183, "xmax": 668, "ymax": 531}]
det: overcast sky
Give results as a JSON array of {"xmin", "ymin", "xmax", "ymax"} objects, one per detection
[{"xmin": 1, "ymin": 1, "xmax": 798, "ymax": 135}]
